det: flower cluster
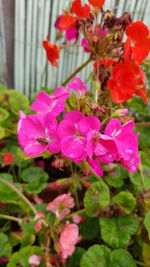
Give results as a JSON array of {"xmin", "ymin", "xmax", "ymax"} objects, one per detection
[
  {"xmin": 18, "ymin": 79, "xmax": 140, "ymax": 175},
  {"xmin": 43, "ymin": 0, "xmax": 149, "ymax": 105}
]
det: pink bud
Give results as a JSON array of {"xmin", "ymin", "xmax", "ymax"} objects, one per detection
[
  {"xmin": 28, "ymin": 255, "xmax": 42, "ymax": 266},
  {"xmin": 72, "ymin": 215, "xmax": 84, "ymax": 224}
]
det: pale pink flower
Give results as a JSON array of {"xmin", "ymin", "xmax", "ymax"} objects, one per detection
[
  {"xmin": 28, "ymin": 254, "xmax": 42, "ymax": 266},
  {"xmin": 72, "ymin": 214, "xmax": 84, "ymax": 224},
  {"xmin": 67, "ymin": 77, "xmax": 87, "ymax": 95},
  {"xmin": 34, "ymin": 212, "xmax": 45, "ymax": 233},
  {"xmin": 59, "ymin": 221, "xmax": 80, "ymax": 261},
  {"xmin": 46, "ymin": 193, "xmax": 75, "ymax": 220}
]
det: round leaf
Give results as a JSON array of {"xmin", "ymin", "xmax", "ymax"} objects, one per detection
[
  {"xmin": 84, "ymin": 181, "xmax": 110, "ymax": 217},
  {"xmin": 99, "ymin": 216, "xmax": 139, "ymax": 249},
  {"xmin": 21, "ymin": 167, "xmax": 49, "ymax": 194},
  {"xmin": 0, "ymin": 107, "xmax": 9, "ymax": 122},
  {"xmin": 0, "ymin": 233, "xmax": 12, "ymax": 257},
  {"xmin": 111, "ymin": 249, "xmax": 137, "ymax": 267},
  {"xmin": 129, "ymin": 165, "xmax": 150, "ymax": 192},
  {"xmin": 0, "ymin": 173, "xmax": 20, "ymax": 202},
  {"xmin": 80, "ymin": 245, "xmax": 111, "ymax": 267},
  {"xmin": 7, "ymin": 246, "xmax": 44, "ymax": 267},
  {"xmin": 8, "ymin": 90, "xmax": 29, "ymax": 114},
  {"xmin": 112, "ymin": 192, "xmax": 136, "ymax": 214},
  {"xmin": 104, "ymin": 164, "xmax": 128, "ymax": 188}
]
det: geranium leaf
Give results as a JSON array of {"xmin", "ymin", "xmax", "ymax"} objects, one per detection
[
  {"xmin": 112, "ymin": 192, "xmax": 136, "ymax": 214},
  {"xmin": 144, "ymin": 210, "xmax": 150, "ymax": 240},
  {"xmin": 99, "ymin": 216, "xmax": 139, "ymax": 249},
  {"xmin": 0, "ymin": 233, "xmax": 12, "ymax": 257},
  {"xmin": 111, "ymin": 249, "xmax": 137, "ymax": 267},
  {"xmin": 84, "ymin": 181, "xmax": 110, "ymax": 217}
]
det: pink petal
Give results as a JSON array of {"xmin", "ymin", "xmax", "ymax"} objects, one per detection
[
  {"xmin": 61, "ymin": 136, "xmax": 86, "ymax": 159},
  {"xmin": 23, "ymin": 141, "xmax": 47, "ymax": 157},
  {"xmin": 58, "ymin": 120, "xmax": 76, "ymax": 139},
  {"xmin": 64, "ymin": 111, "xmax": 85, "ymax": 126},
  {"xmin": 87, "ymin": 158, "xmax": 103, "ymax": 176},
  {"xmin": 30, "ymin": 91, "xmax": 50, "ymax": 112},
  {"xmin": 104, "ymin": 119, "xmax": 121, "ymax": 136},
  {"xmin": 66, "ymin": 28, "xmax": 78, "ymax": 41},
  {"xmin": 78, "ymin": 117, "xmax": 100, "ymax": 137}
]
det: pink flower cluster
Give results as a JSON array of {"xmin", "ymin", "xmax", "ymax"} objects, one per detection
[{"xmin": 18, "ymin": 78, "xmax": 140, "ymax": 174}]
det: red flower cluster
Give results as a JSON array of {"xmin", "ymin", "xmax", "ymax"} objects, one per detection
[
  {"xmin": 88, "ymin": 0, "xmax": 105, "ymax": 8},
  {"xmin": 125, "ymin": 21, "xmax": 150, "ymax": 64},
  {"xmin": 71, "ymin": 0, "xmax": 91, "ymax": 19},
  {"xmin": 107, "ymin": 21, "xmax": 149, "ymax": 103},
  {"xmin": 42, "ymin": 38, "xmax": 60, "ymax": 67},
  {"xmin": 107, "ymin": 61, "xmax": 147, "ymax": 104}
]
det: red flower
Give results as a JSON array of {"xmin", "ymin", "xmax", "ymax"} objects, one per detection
[
  {"xmin": 125, "ymin": 21, "xmax": 150, "ymax": 64},
  {"xmin": 93, "ymin": 58, "xmax": 116, "ymax": 69},
  {"xmin": 59, "ymin": 14, "xmax": 77, "ymax": 30},
  {"xmin": 107, "ymin": 61, "xmax": 148, "ymax": 104},
  {"xmin": 42, "ymin": 38, "xmax": 60, "ymax": 67},
  {"xmin": 88, "ymin": 0, "xmax": 105, "ymax": 8},
  {"xmin": 1, "ymin": 153, "xmax": 14, "ymax": 165},
  {"xmin": 71, "ymin": 0, "xmax": 91, "ymax": 19}
]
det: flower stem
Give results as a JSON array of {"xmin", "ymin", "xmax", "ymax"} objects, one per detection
[
  {"xmin": 66, "ymin": 208, "xmax": 86, "ymax": 218},
  {"xmin": 61, "ymin": 58, "xmax": 91, "ymax": 86},
  {"xmin": 135, "ymin": 260, "xmax": 149, "ymax": 267},
  {"xmin": 0, "ymin": 214, "xmax": 22, "ymax": 223},
  {"xmin": 0, "ymin": 177, "xmax": 37, "ymax": 215},
  {"xmin": 139, "ymin": 164, "xmax": 145, "ymax": 189}
]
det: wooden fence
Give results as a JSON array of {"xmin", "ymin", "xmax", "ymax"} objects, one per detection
[{"xmin": 0, "ymin": 0, "xmax": 150, "ymax": 97}]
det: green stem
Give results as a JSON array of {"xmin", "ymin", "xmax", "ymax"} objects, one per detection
[
  {"xmin": 0, "ymin": 214, "xmax": 22, "ymax": 223},
  {"xmin": 67, "ymin": 208, "xmax": 86, "ymax": 218},
  {"xmin": 61, "ymin": 58, "xmax": 91, "ymax": 86},
  {"xmin": 0, "ymin": 177, "xmax": 37, "ymax": 215},
  {"xmin": 74, "ymin": 190, "xmax": 80, "ymax": 210}
]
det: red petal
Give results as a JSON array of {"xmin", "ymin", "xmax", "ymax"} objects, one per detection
[
  {"xmin": 126, "ymin": 21, "xmax": 149, "ymax": 44},
  {"xmin": 72, "ymin": 0, "xmax": 91, "ymax": 19},
  {"xmin": 59, "ymin": 14, "xmax": 77, "ymax": 30},
  {"xmin": 88, "ymin": 0, "xmax": 105, "ymax": 8},
  {"xmin": 42, "ymin": 40, "xmax": 59, "ymax": 67}
]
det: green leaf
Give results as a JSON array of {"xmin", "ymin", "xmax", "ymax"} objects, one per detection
[
  {"xmin": 0, "ymin": 107, "xmax": 9, "ymax": 122},
  {"xmin": 21, "ymin": 167, "xmax": 49, "ymax": 194},
  {"xmin": 137, "ymin": 127, "xmax": 150, "ymax": 149},
  {"xmin": 112, "ymin": 192, "xmax": 136, "ymax": 214},
  {"xmin": 0, "ymin": 233, "xmax": 12, "ymax": 257},
  {"xmin": 0, "ymin": 173, "xmax": 20, "ymax": 202},
  {"xmin": 68, "ymin": 247, "xmax": 85, "ymax": 267},
  {"xmin": 104, "ymin": 164, "xmax": 128, "ymax": 188},
  {"xmin": 0, "ymin": 126, "xmax": 5, "ymax": 139},
  {"xmin": 129, "ymin": 165, "xmax": 150, "ymax": 192},
  {"xmin": 111, "ymin": 249, "xmax": 137, "ymax": 267},
  {"xmin": 8, "ymin": 90, "xmax": 29, "ymax": 115},
  {"xmin": 144, "ymin": 210, "xmax": 150, "ymax": 240},
  {"xmin": 79, "ymin": 215, "xmax": 99, "ymax": 240},
  {"xmin": 143, "ymin": 243, "xmax": 150, "ymax": 266},
  {"xmin": 80, "ymin": 245, "xmax": 137, "ymax": 267},
  {"xmin": 80, "ymin": 245, "xmax": 111, "ymax": 267},
  {"xmin": 7, "ymin": 246, "xmax": 44, "ymax": 267},
  {"xmin": 84, "ymin": 181, "xmax": 110, "ymax": 217},
  {"xmin": 99, "ymin": 216, "xmax": 139, "ymax": 249}
]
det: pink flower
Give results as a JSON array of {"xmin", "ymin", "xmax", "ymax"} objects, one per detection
[
  {"xmin": 81, "ymin": 38, "xmax": 91, "ymax": 52},
  {"xmin": 105, "ymin": 119, "xmax": 140, "ymax": 172},
  {"xmin": 59, "ymin": 221, "xmax": 80, "ymax": 261},
  {"xmin": 86, "ymin": 130, "xmax": 117, "ymax": 163},
  {"xmin": 28, "ymin": 255, "xmax": 42, "ymax": 266},
  {"xmin": 30, "ymin": 88, "xmax": 70, "ymax": 116},
  {"xmin": 58, "ymin": 111, "xmax": 100, "ymax": 162},
  {"xmin": 67, "ymin": 77, "xmax": 88, "ymax": 96},
  {"xmin": 72, "ymin": 214, "xmax": 84, "ymax": 224},
  {"xmin": 46, "ymin": 193, "xmax": 75, "ymax": 220},
  {"xmin": 18, "ymin": 113, "xmax": 60, "ymax": 157},
  {"xmin": 66, "ymin": 28, "xmax": 78, "ymax": 41},
  {"xmin": 0, "ymin": 258, "xmax": 8, "ymax": 263}
]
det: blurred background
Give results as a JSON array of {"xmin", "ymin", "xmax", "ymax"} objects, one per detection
[{"xmin": 0, "ymin": 0, "xmax": 150, "ymax": 98}]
